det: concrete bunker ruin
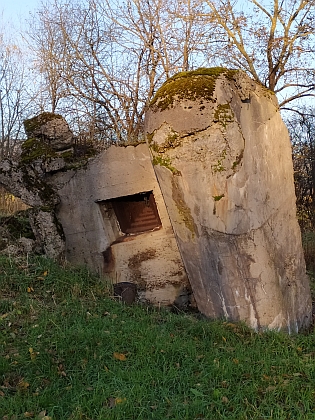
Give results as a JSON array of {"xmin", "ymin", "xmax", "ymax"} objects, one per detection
[
  {"xmin": 0, "ymin": 68, "xmax": 312, "ymax": 332},
  {"xmin": 55, "ymin": 143, "xmax": 191, "ymax": 307}
]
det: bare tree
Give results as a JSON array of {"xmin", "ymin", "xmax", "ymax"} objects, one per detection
[
  {"xmin": 287, "ymin": 108, "xmax": 315, "ymax": 230},
  {"xmin": 203, "ymin": 0, "xmax": 315, "ymax": 109},
  {"xmin": 28, "ymin": 0, "xmax": 315, "ymax": 143},
  {"xmin": 28, "ymin": 9, "xmax": 67, "ymax": 114},
  {"xmin": 28, "ymin": 0, "xmax": 212, "ymax": 143},
  {"xmin": 0, "ymin": 29, "xmax": 32, "ymax": 159}
]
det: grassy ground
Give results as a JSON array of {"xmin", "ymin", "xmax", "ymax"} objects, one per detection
[{"xmin": 1, "ymin": 256, "xmax": 315, "ymax": 419}]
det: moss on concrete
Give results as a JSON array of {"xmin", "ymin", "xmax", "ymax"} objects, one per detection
[
  {"xmin": 167, "ymin": 67, "xmax": 229, "ymax": 82},
  {"xmin": 150, "ymin": 142, "xmax": 159, "ymax": 153},
  {"xmin": 232, "ymin": 149, "xmax": 244, "ymax": 170},
  {"xmin": 214, "ymin": 104, "xmax": 234, "ymax": 128},
  {"xmin": 152, "ymin": 155, "xmax": 181, "ymax": 175},
  {"xmin": 150, "ymin": 67, "xmax": 232, "ymax": 111},
  {"xmin": 20, "ymin": 165, "xmax": 57, "ymax": 209},
  {"xmin": 60, "ymin": 150, "xmax": 73, "ymax": 160},
  {"xmin": 23, "ymin": 112, "xmax": 97, "ymax": 166},
  {"xmin": 171, "ymin": 178, "xmax": 197, "ymax": 237},
  {"xmin": 212, "ymin": 149, "xmax": 227, "ymax": 173},
  {"xmin": 164, "ymin": 131, "xmax": 180, "ymax": 149},
  {"xmin": 150, "ymin": 130, "xmax": 181, "ymax": 153},
  {"xmin": 146, "ymin": 132, "xmax": 155, "ymax": 144},
  {"xmin": 21, "ymin": 137, "xmax": 97, "ymax": 169},
  {"xmin": 21, "ymin": 138, "xmax": 57, "ymax": 164},
  {"xmin": 213, "ymin": 194, "xmax": 225, "ymax": 201},
  {"xmin": 24, "ymin": 112, "xmax": 63, "ymax": 138}
]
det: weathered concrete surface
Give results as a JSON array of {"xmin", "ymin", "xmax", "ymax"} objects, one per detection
[
  {"xmin": 145, "ymin": 68, "xmax": 312, "ymax": 331},
  {"xmin": 0, "ymin": 111, "xmax": 190, "ymax": 307},
  {"xmin": 53, "ymin": 144, "xmax": 190, "ymax": 306},
  {"xmin": 0, "ymin": 155, "xmax": 65, "ymax": 261},
  {"xmin": 29, "ymin": 209, "xmax": 65, "ymax": 260},
  {"xmin": 0, "ymin": 112, "xmax": 76, "ymax": 261},
  {"xmin": 24, "ymin": 112, "xmax": 74, "ymax": 151}
]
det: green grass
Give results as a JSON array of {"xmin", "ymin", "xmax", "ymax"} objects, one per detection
[{"xmin": 1, "ymin": 255, "xmax": 315, "ymax": 419}]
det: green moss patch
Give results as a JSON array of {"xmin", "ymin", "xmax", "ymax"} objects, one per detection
[
  {"xmin": 213, "ymin": 194, "xmax": 225, "ymax": 202},
  {"xmin": 21, "ymin": 138, "xmax": 57, "ymax": 164},
  {"xmin": 172, "ymin": 178, "xmax": 197, "ymax": 237},
  {"xmin": 21, "ymin": 137, "xmax": 98, "ymax": 169},
  {"xmin": 20, "ymin": 167, "xmax": 57, "ymax": 209},
  {"xmin": 150, "ymin": 67, "xmax": 231, "ymax": 111},
  {"xmin": 150, "ymin": 141, "xmax": 159, "ymax": 153},
  {"xmin": 212, "ymin": 149, "xmax": 227, "ymax": 173},
  {"xmin": 24, "ymin": 112, "xmax": 63, "ymax": 138},
  {"xmin": 152, "ymin": 155, "xmax": 181, "ymax": 175},
  {"xmin": 165, "ymin": 131, "xmax": 180, "ymax": 149},
  {"xmin": 232, "ymin": 149, "xmax": 244, "ymax": 170},
  {"xmin": 150, "ymin": 130, "xmax": 181, "ymax": 153},
  {"xmin": 146, "ymin": 132, "xmax": 155, "ymax": 144},
  {"xmin": 168, "ymin": 67, "xmax": 230, "ymax": 82},
  {"xmin": 214, "ymin": 104, "xmax": 234, "ymax": 128}
]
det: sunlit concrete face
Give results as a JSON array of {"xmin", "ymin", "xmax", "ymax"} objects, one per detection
[
  {"xmin": 145, "ymin": 69, "xmax": 312, "ymax": 332},
  {"xmin": 55, "ymin": 144, "xmax": 191, "ymax": 307}
]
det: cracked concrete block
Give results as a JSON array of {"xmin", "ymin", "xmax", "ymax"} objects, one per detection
[
  {"xmin": 145, "ymin": 68, "xmax": 311, "ymax": 332},
  {"xmin": 24, "ymin": 112, "xmax": 74, "ymax": 151},
  {"xmin": 29, "ymin": 209, "xmax": 65, "ymax": 261},
  {"xmin": 55, "ymin": 144, "xmax": 191, "ymax": 307}
]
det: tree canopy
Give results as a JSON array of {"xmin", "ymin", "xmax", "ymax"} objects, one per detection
[{"xmin": 0, "ymin": 0, "xmax": 314, "ymax": 149}]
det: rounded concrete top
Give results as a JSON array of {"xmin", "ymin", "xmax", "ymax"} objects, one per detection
[
  {"xmin": 150, "ymin": 67, "xmax": 235, "ymax": 112},
  {"xmin": 145, "ymin": 68, "xmax": 277, "ymax": 135}
]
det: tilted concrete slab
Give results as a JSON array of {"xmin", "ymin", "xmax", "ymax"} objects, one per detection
[{"xmin": 145, "ymin": 68, "xmax": 312, "ymax": 332}]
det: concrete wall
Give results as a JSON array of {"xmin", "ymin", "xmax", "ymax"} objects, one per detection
[{"xmin": 54, "ymin": 144, "xmax": 190, "ymax": 306}]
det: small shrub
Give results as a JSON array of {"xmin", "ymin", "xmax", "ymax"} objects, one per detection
[{"xmin": 0, "ymin": 210, "xmax": 35, "ymax": 240}]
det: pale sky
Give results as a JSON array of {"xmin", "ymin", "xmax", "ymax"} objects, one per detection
[{"xmin": 1, "ymin": 0, "xmax": 40, "ymax": 29}]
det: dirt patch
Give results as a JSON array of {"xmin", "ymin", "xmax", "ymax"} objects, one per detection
[
  {"xmin": 128, "ymin": 249, "xmax": 157, "ymax": 269},
  {"xmin": 128, "ymin": 249, "xmax": 157, "ymax": 289}
]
